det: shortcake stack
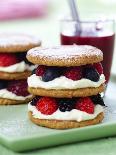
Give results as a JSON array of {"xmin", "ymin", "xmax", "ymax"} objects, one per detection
[
  {"xmin": 0, "ymin": 33, "xmax": 41, "ymax": 105},
  {"xmin": 27, "ymin": 45, "xmax": 106, "ymax": 129}
]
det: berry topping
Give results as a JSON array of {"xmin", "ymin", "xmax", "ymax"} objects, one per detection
[
  {"xmin": 42, "ymin": 67, "xmax": 62, "ymax": 82},
  {"xmin": 36, "ymin": 65, "xmax": 46, "ymax": 76},
  {"xmin": 0, "ymin": 53, "xmax": 18, "ymax": 67},
  {"xmin": 93, "ymin": 63, "xmax": 103, "ymax": 75},
  {"xmin": 91, "ymin": 94, "xmax": 105, "ymax": 106},
  {"xmin": 58, "ymin": 98, "xmax": 75, "ymax": 112},
  {"xmin": 0, "ymin": 80, "xmax": 8, "ymax": 90},
  {"xmin": 30, "ymin": 96, "xmax": 40, "ymax": 106},
  {"xmin": 64, "ymin": 67, "xmax": 82, "ymax": 81},
  {"xmin": 75, "ymin": 97, "xmax": 94, "ymax": 114},
  {"xmin": 83, "ymin": 66, "xmax": 99, "ymax": 82},
  {"xmin": 7, "ymin": 80, "xmax": 29, "ymax": 97},
  {"xmin": 36, "ymin": 97, "xmax": 58, "ymax": 115}
]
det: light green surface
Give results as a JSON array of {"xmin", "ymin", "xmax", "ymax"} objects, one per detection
[
  {"xmin": 0, "ymin": 0, "xmax": 116, "ymax": 154},
  {"xmin": 0, "ymin": 136, "xmax": 116, "ymax": 155}
]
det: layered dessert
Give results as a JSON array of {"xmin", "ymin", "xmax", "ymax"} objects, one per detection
[
  {"xmin": 27, "ymin": 45, "xmax": 106, "ymax": 129},
  {"xmin": 0, "ymin": 80, "xmax": 32, "ymax": 105},
  {"xmin": 0, "ymin": 34, "xmax": 41, "ymax": 80},
  {"xmin": 0, "ymin": 33, "xmax": 41, "ymax": 105}
]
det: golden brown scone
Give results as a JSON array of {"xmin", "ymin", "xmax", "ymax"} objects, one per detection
[
  {"xmin": 0, "ymin": 96, "xmax": 33, "ymax": 105},
  {"xmin": 0, "ymin": 33, "xmax": 41, "ymax": 53},
  {"xmin": 28, "ymin": 84, "xmax": 104, "ymax": 98},
  {"xmin": 27, "ymin": 45, "xmax": 103, "ymax": 66},
  {"xmin": 0, "ymin": 70, "xmax": 31, "ymax": 80},
  {"xmin": 28, "ymin": 111, "xmax": 104, "ymax": 129}
]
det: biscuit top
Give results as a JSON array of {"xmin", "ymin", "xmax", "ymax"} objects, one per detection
[
  {"xmin": 27, "ymin": 45, "xmax": 103, "ymax": 66},
  {"xmin": 0, "ymin": 33, "xmax": 41, "ymax": 53}
]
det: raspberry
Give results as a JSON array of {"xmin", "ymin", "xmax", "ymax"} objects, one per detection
[
  {"xmin": 93, "ymin": 63, "xmax": 103, "ymax": 75},
  {"xmin": 36, "ymin": 97, "xmax": 58, "ymax": 115},
  {"xmin": 75, "ymin": 97, "xmax": 94, "ymax": 114},
  {"xmin": 0, "ymin": 53, "xmax": 18, "ymax": 67},
  {"xmin": 64, "ymin": 67, "xmax": 82, "ymax": 81},
  {"xmin": 7, "ymin": 80, "xmax": 29, "ymax": 97},
  {"xmin": 35, "ymin": 65, "xmax": 46, "ymax": 76}
]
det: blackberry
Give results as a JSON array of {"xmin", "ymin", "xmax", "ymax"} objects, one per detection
[
  {"xmin": 83, "ymin": 66, "xmax": 99, "ymax": 82},
  {"xmin": 91, "ymin": 94, "xmax": 105, "ymax": 106},
  {"xmin": 30, "ymin": 96, "xmax": 40, "ymax": 106},
  {"xmin": 42, "ymin": 67, "xmax": 62, "ymax": 82},
  {"xmin": 0, "ymin": 80, "xmax": 8, "ymax": 90},
  {"xmin": 58, "ymin": 98, "xmax": 75, "ymax": 112}
]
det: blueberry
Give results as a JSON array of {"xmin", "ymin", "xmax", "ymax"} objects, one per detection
[
  {"xmin": 0, "ymin": 80, "xmax": 8, "ymax": 90},
  {"xmin": 30, "ymin": 96, "xmax": 40, "ymax": 106},
  {"xmin": 42, "ymin": 67, "xmax": 62, "ymax": 82},
  {"xmin": 58, "ymin": 98, "xmax": 75, "ymax": 112},
  {"xmin": 91, "ymin": 94, "xmax": 105, "ymax": 106},
  {"xmin": 83, "ymin": 67, "xmax": 99, "ymax": 82}
]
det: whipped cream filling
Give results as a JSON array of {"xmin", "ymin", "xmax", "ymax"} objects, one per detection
[
  {"xmin": 0, "ymin": 89, "xmax": 32, "ymax": 100},
  {"xmin": 0, "ymin": 61, "xmax": 36, "ymax": 73},
  {"xmin": 28, "ymin": 104, "xmax": 104, "ymax": 122},
  {"xmin": 28, "ymin": 74, "xmax": 105, "ymax": 89}
]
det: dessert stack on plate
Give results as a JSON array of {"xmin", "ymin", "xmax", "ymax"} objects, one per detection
[
  {"xmin": 27, "ymin": 45, "xmax": 106, "ymax": 129},
  {"xmin": 0, "ymin": 33, "xmax": 41, "ymax": 105}
]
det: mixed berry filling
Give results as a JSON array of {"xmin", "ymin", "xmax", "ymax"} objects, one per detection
[
  {"xmin": 0, "ymin": 80, "xmax": 30, "ymax": 97},
  {"xmin": 0, "ymin": 53, "xmax": 33, "ymax": 67},
  {"xmin": 33, "ymin": 62, "xmax": 103, "ymax": 82},
  {"xmin": 30, "ymin": 94, "xmax": 105, "ymax": 115}
]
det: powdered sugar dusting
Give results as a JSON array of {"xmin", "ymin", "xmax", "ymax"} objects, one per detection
[
  {"xmin": 27, "ymin": 45, "xmax": 103, "ymax": 59},
  {"xmin": 0, "ymin": 33, "xmax": 41, "ymax": 47}
]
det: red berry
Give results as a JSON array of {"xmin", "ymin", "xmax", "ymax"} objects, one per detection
[
  {"xmin": 64, "ymin": 67, "xmax": 82, "ymax": 81},
  {"xmin": 7, "ymin": 80, "xmax": 29, "ymax": 97},
  {"xmin": 93, "ymin": 63, "xmax": 103, "ymax": 75},
  {"xmin": 36, "ymin": 97, "xmax": 58, "ymax": 115},
  {"xmin": 75, "ymin": 97, "xmax": 94, "ymax": 114},
  {"xmin": 35, "ymin": 65, "xmax": 46, "ymax": 76},
  {"xmin": 0, "ymin": 53, "xmax": 18, "ymax": 67}
]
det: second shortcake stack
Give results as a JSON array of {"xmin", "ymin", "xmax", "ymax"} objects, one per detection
[
  {"xmin": 27, "ymin": 45, "xmax": 106, "ymax": 129},
  {"xmin": 0, "ymin": 33, "xmax": 41, "ymax": 105}
]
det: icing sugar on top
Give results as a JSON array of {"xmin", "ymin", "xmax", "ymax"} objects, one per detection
[
  {"xmin": 0, "ymin": 33, "xmax": 41, "ymax": 47},
  {"xmin": 27, "ymin": 45, "xmax": 103, "ymax": 59}
]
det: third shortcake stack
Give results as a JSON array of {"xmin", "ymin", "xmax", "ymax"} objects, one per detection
[
  {"xmin": 0, "ymin": 33, "xmax": 41, "ymax": 105},
  {"xmin": 27, "ymin": 45, "xmax": 106, "ymax": 129}
]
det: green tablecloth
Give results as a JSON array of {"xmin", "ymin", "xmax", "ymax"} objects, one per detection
[{"xmin": 0, "ymin": 0, "xmax": 116, "ymax": 154}]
